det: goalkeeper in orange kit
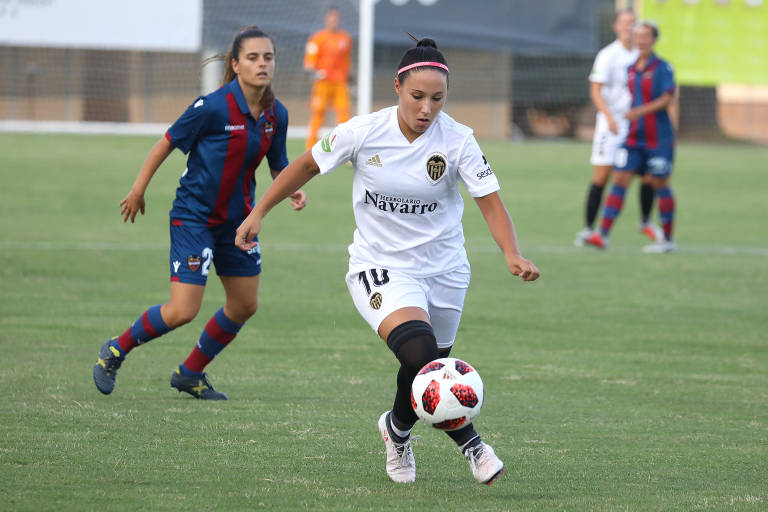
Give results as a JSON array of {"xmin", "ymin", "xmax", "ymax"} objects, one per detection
[{"xmin": 304, "ymin": 7, "xmax": 352, "ymax": 150}]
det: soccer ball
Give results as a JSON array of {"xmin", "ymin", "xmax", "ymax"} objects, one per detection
[{"xmin": 411, "ymin": 357, "xmax": 484, "ymax": 431}]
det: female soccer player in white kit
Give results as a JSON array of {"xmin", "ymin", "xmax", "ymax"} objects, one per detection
[{"xmin": 236, "ymin": 37, "xmax": 539, "ymax": 485}]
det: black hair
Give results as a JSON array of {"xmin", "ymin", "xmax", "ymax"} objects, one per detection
[
  {"xmin": 204, "ymin": 26, "xmax": 276, "ymax": 111},
  {"xmin": 635, "ymin": 20, "xmax": 660, "ymax": 40},
  {"xmin": 395, "ymin": 33, "xmax": 449, "ymax": 85}
]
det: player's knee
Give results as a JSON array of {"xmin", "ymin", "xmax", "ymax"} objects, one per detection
[
  {"xmin": 163, "ymin": 305, "xmax": 198, "ymax": 328},
  {"xmin": 387, "ymin": 320, "xmax": 438, "ymax": 371},
  {"xmin": 226, "ymin": 298, "xmax": 258, "ymax": 323},
  {"xmin": 241, "ymin": 298, "xmax": 259, "ymax": 318}
]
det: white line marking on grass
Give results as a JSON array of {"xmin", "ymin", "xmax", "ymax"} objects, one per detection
[{"xmin": 2, "ymin": 240, "xmax": 767, "ymax": 256}]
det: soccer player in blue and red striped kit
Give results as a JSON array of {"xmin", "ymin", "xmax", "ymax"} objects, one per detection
[
  {"xmin": 587, "ymin": 20, "xmax": 678, "ymax": 253},
  {"xmin": 93, "ymin": 27, "xmax": 307, "ymax": 399}
]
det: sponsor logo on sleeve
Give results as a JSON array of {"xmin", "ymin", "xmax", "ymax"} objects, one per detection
[
  {"xmin": 321, "ymin": 128, "xmax": 338, "ymax": 153},
  {"xmin": 194, "ymin": 98, "xmax": 204, "ymax": 108},
  {"xmin": 475, "ymin": 154, "xmax": 494, "ymax": 179}
]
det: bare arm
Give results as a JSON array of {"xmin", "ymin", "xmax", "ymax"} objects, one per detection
[
  {"xmin": 667, "ymin": 87, "xmax": 680, "ymax": 132},
  {"xmin": 625, "ymin": 91, "xmax": 674, "ymax": 121},
  {"xmin": 120, "ymin": 135, "xmax": 174, "ymax": 223},
  {"xmin": 271, "ymin": 168, "xmax": 308, "ymax": 211},
  {"xmin": 589, "ymin": 81, "xmax": 618, "ymax": 134},
  {"xmin": 235, "ymin": 150, "xmax": 320, "ymax": 250},
  {"xmin": 474, "ymin": 192, "xmax": 540, "ymax": 282}
]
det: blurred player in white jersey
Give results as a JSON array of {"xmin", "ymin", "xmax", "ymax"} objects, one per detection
[
  {"xmin": 575, "ymin": 8, "xmax": 662, "ymax": 246},
  {"xmin": 236, "ymin": 36, "xmax": 539, "ymax": 485}
]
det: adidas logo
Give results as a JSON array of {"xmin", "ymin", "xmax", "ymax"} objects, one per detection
[{"xmin": 366, "ymin": 154, "xmax": 382, "ymax": 167}]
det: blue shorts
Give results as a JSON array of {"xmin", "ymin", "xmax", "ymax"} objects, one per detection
[
  {"xmin": 169, "ymin": 219, "xmax": 261, "ymax": 285},
  {"xmin": 614, "ymin": 146, "xmax": 675, "ymax": 177}
]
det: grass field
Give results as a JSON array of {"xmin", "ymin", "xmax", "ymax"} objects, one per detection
[{"xmin": 1, "ymin": 133, "xmax": 766, "ymax": 511}]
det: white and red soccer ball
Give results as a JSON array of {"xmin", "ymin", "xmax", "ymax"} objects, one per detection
[{"xmin": 411, "ymin": 357, "xmax": 484, "ymax": 431}]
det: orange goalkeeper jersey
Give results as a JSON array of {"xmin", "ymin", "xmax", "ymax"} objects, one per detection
[{"xmin": 304, "ymin": 29, "xmax": 352, "ymax": 83}]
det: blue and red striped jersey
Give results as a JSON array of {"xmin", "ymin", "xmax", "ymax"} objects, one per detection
[
  {"xmin": 166, "ymin": 78, "xmax": 289, "ymax": 226},
  {"xmin": 626, "ymin": 54, "xmax": 676, "ymax": 150}
]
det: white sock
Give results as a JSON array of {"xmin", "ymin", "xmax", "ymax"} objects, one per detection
[
  {"xmin": 459, "ymin": 435, "xmax": 481, "ymax": 454},
  {"xmin": 389, "ymin": 415, "xmax": 411, "ymax": 440}
]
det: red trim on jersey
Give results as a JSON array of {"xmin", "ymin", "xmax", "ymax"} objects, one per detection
[
  {"xmin": 171, "ymin": 219, "xmax": 183, "ymax": 226},
  {"xmin": 140, "ymin": 311, "xmax": 159, "ymax": 338},
  {"xmin": 207, "ymin": 93, "xmax": 248, "ymax": 227},
  {"xmin": 642, "ymin": 61, "xmax": 659, "ymax": 149},
  {"xmin": 627, "ymin": 69, "xmax": 638, "ymax": 147},
  {"xmin": 205, "ymin": 316, "xmax": 237, "ymax": 345},
  {"xmin": 242, "ymin": 107, "xmax": 277, "ymax": 217},
  {"xmin": 164, "ymin": 131, "xmax": 172, "ymax": 143}
]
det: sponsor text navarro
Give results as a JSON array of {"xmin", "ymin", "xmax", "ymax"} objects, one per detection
[{"xmin": 364, "ymin": 190, "xmax": 438, "ymax": 214}]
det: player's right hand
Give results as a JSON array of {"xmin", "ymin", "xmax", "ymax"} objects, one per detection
[
  {"xmin": 607, "ymin": 115, "xmax": 618, "ymax": 135},
  {"xmin": 235, "ymin": 215, "xmax": 262, "ymax": 251},
  {"xmin": 119, "ymin": 190, "xmax": 145, "ymax": 223}
]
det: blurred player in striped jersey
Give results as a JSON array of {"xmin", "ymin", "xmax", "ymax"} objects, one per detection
[
  {"xmin": 587, "ymin": 21, "xmax": 678, "ymax": 253},
  {"xmin": 93, "ymin": 27, "xmax": 306, "ymax": 399},
  {"xmin": 575, "ymin": 8, "xmax": 663, "ymax": 247}
]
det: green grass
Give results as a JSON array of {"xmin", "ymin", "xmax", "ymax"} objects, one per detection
[{"xmin": 1, "ymin": 133, "xmax": 767, "ymax": 511}]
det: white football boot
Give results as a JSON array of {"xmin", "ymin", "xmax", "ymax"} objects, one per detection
[
  {"xmin": 377, "ymin": 411, "xmax": 416, "ymax": 483},
  {"xmin": 573, "ymin": 227, "xmax": 593, "ymax": 247},
  {"xmin": 642, "ymin": 240, "xmax": 676, "ymax": 254},
  {"xmin": 464, "ymin": 442, "xmax": 504, "ymax": 485}
]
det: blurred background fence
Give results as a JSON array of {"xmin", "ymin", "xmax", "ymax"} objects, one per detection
[{"xmin": 1, "ymin": 0, "xmax": 765, "ymax": 143}]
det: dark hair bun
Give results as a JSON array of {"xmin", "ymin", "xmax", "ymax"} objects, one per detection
[{"xmin": 417, "ymin": 38, "xmax": 438, "ymax": 49}]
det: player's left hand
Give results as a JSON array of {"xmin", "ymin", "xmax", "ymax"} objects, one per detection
[
  {"xmin": 290, "ymin": 189, "xmax": 307, "ymax": 211},
  {"xmin": 507, "ymin": 255, "xmax": 540, "ymax": 282},
  {"xmin": 235, "ymin": 215, "xmax": 261, "ymax": 252},
  {"xmin": 625, "ymin": 108, "xmax": 641, "ymax": 121}
]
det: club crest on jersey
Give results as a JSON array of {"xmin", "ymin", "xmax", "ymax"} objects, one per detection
[
  {"xmin": 187, "ymin": 255, "xmax": 201, "ymax": 272},
  {"xmin": 369, "ymin": 292, "xmax": 383, "ymax": 310},
  {"xmin": 264, "ymin": 121, "xmax": 274, "ymax": 137},
  {"xmin": 426, "ymin": 153, "xmax": 447, "ymax": 183}
]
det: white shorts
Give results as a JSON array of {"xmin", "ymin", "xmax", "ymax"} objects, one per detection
[
  {"xmin": 345, "ymin": 264, "xmax": 470, "ymax": 349},
  {"xmin": 590, "ymin": 113, "xmax": 629, "ymax": 167}
]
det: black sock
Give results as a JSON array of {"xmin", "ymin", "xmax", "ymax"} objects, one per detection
[
  {"xmin": 640, "ymin": 183, "xmax": 655, "ymax": 224},
  {"xmin": 387, "ymin": 321, "xmax": 439, "ymax": 430},
  {"xmin": 446, "ymin": 424, "xmax": 481, "ymax": 453},
  {"xmin": 586, "ymin": 183, "xmax": 605, "ymax": 229}
]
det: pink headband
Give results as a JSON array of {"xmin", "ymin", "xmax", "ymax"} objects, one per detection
[{"xmin": 397, "ymin": 61, "xmax": 450, "ymax": 75}]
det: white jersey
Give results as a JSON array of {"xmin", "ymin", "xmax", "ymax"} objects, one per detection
[
  {"xmin": 589, "ymin": 40, "xmax": 638, "ymax": 118},
  {"xmin": 311, "ymin": 106, "xmax": 500, "ymax": 277}
]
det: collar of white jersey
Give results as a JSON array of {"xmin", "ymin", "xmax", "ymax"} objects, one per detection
[{"xmin": 391, "ymin": 106, "xmax": 442, "ymax": 143}]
